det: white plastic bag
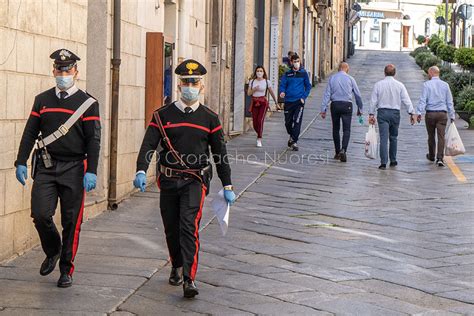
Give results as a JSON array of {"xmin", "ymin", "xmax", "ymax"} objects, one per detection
[
  {"xmin": 365, "ymin": 125, "xmax": 378, "ymax": 159},
  {"xmin": 445, "ymin": 123, "xmax": 465, "ymax": 156}
]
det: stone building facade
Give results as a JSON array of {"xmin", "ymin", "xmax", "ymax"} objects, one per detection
[{"xmin": 0, "ymin": 0, "xmax": 349, "ymax": 263}]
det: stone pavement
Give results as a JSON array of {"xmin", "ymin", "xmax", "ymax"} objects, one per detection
[{"xmin": 0, "ymin": 51, "xmax": 473, "ymax": 315}]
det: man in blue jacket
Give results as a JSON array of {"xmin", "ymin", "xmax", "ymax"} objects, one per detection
[{"xmin": 279, "ymin": 54, "xmax": 312, "ymax": 151}]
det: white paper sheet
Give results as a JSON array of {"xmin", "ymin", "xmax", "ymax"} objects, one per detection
[{"xmin": 211, "ymin": 189, "xmax": 230, "ymax": 236}]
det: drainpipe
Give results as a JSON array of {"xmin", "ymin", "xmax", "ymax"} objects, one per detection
[
  {"xmin": 444, "ymin": 0, "xmax": 449, "ymax": 44},
  {"xmin": 108, "ymin": 0, "xmax": 121, "ymax": 210}
]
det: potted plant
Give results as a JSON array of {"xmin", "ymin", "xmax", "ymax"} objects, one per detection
[
  {"xmin": 454, "ymin": 47, "xmax": 474, "ymax": 71},
  {"xmin": 437, "ymin": 44, "xmax": 456, "ymax": 63},
  {"xmin": 455, "ymin": 86, "xmax": 474, "ymax": 128},
  {"xmin": 422, "ymin": 55, "xmax": 441, "ymax": 73},
  {"xmin": 416, "ymin": 35, "xmax": 426, "ymax": 45},
  {"xmin": 410, "ymin": 46, "xmax": 429, "ymax": 58},
  {"xmin": 415, "ymin": 52, "xmax": 432, "ymax": 68}
]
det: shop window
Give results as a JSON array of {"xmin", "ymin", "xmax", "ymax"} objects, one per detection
[{"xmin": 370, "ymin": 28, "xmax": 380, "ymax": 43}]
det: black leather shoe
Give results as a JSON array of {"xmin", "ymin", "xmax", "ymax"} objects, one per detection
[
  {"xmin": 169, "ymin": 267, "xmax": 183, "ymax": 286},
  {"xmin": 378, "ymin": 164, "xmax": 386, "ymax": 170},
  {"xmin": 183, "ymin": 279, "xmax": 199, "ymax": 298},
  {"xmin": 334, "ymin": 152, "xmax": 341, "ymax": 160},
  {"xmin": 339, "ymin": 150, "xmax": 347, "ymax": 162},
  {"xmin": 287, "ymin": 137, "xmax": 294, "ymax": 148},
  {"xmin": 39, "ymin": 253, "xmax": 60, "ymax": 276},
  {"xmin": 57, "ymin": 273, "xmax": 73, "ymax": 288},
  {"xmin": 426, "ymin": 153, "xmax": 435, "ymax": 162},
  {"xmin": 389, "ymin": 161, "xmax": 398, "ymax": 167}
]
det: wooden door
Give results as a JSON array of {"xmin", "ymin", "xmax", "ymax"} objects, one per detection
[
  {"xmin": 402, "ymin": 26, "xmax": 410, "ymax": 48},
  {"xmin": 145, "ymin": 32, "xmax": 164, "ymax": 127}
]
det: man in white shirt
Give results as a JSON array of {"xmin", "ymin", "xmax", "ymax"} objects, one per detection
[{"xmin": 369, "ymin": 64, "xmax": 416, "ymax": 169}]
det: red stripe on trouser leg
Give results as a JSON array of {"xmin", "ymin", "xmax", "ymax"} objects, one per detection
[
  {"xmin": 68, "ymin": 160, "xmax": 87, "ymax": 276},
  {"xmin": 189, "ymin": 185, "xmax": 206, "ymax": 280}
]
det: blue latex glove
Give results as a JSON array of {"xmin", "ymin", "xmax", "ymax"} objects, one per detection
[
  {"xmin": 83, "ymin": 172, "xmax": 97, "ymax": 192},
  {"xmin": 133, "ymin": 173, "xmax": 146, "ymax": 192},
  {"xmin": 224, "ymin": 189, "xmax": 236, "ymax": 205},
  {"xmin": 16, "ymin": 165, "xmax": 27, "ymax": 186}
]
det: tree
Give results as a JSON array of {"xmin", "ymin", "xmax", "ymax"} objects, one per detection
[{"xmin": 434, "ymin": 3, "xmax": 454, "ymax": 41}]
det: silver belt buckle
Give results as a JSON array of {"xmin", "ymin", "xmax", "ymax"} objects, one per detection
[
  {"xmin": 58, "ymin": 124, "xmax": 69, "ymax": 135},
  {"xmin": 165, "ymin": 167, "xmax": 173, "ymax": 178}
]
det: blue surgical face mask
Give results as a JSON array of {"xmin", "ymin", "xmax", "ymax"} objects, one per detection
[
  {"xmin": 181, "ymin": 86, "xmax": 200, "ymax": 102},
  {"xmin": 56, "ymin": 75, "xmax": 74, "ymax": 90}
]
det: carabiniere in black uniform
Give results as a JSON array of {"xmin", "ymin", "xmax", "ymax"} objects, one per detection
[
  {"xmin": 14, "ymin": 49, "xmax": 101, "ymax": 288},
  {"xmin": 135, "ymin": 59, "xmax": 234, "ymax": 298}
]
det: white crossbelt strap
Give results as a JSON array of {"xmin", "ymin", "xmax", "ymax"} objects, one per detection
[{"xmin": 38, "ymin": 97, "xmax": 96, "ymax": 149}]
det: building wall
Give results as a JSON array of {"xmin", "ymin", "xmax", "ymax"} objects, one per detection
[
  {"xmin": 0, "ymin": 0, "xmax": 212, "ymax": 263},
  {"xmin": 355, "ymin": 0, "xmax": 441, "ymax": 51},
  {"xmin": 0, "ymin": 0, "xmax": 89, "ymax": 260}
]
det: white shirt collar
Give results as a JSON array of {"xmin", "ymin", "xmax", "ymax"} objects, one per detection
[
  {"xmin": 175, "ymin": 99, "xmax": 200, "ymax": 113},
  {"xmin": 55, "ymin": 84, "xmax": 78, "ymax": 99}
]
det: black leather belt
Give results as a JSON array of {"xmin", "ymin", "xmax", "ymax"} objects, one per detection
[
  {"xmin": 159, "ymin": 164, "xmax": 210, "ymax": 180},
  {"xmin": 426, "ymin": 110, "xmax": 447, "ymax": 113}
]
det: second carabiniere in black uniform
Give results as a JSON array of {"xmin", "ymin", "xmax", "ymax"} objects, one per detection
[{"xmin": 134, "ymin": 59, "xmax": 236, "ymax": 299}]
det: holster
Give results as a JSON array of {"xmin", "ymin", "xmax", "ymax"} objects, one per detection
[
  {"xmin": 31, "ymin": 149, "xmax": 39, "ymax": 180},
  {"xmin": 31, "ymin": 147, "xmax": 54, "ymax": 180}
]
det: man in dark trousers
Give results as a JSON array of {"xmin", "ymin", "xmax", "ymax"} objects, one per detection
[
  {"xmin": 279, "ymin": 54, "xmax": 312, "ymax": 151},
  {"xmin": 134, "ymin": 59, "xmax": 236, "ymax": 299},
  {"xmin": 15, "ymin": 49, "xmax": 101, "ymax": 287},
  {"xmin": 416, "ymin": 66, "xmax": 455, "ymax": 167},
  {"xmin": 320, "ymin": 62, "xmax": 363, "ymax": 162}
]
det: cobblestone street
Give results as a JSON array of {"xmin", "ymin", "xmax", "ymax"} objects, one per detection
[{"xmin": 1, "ymin": 51, "xmax": 473, "ymax": 315}]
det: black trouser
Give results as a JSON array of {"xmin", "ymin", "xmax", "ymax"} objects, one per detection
[
  {"xmin": 330, "ymin": 101, "xmax": 353, "ymax": 153},
  {"xmin": 158, "ymin": 175, "xmax": 206, "ymax": 281},
  {"xmin": 284, "ymin": 100, "xmax": 305, "ymax": 143},
  {"xmin": 31, "ymin": 159, "xmax": 86, "ymax": 276}
]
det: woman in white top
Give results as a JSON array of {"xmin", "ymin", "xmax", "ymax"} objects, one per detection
[{"xmin": 247, "ymin": 66, "xmax": 277, "ymax": 147}]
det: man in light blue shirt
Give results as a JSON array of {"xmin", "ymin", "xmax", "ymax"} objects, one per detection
[
  {"xmin": 320, "ymin": 62, "xmax": 363, "ymax": 162},
  {"xmin": 416, "ymin": 66, "xmax": 455, "ymax": 167},
  {"xmin": 369, "ymin": 64, "xmax": 416, "ymax": 169}
]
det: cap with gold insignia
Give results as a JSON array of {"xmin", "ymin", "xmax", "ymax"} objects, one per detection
[
  {"xmin": 50, "ymin": 49, "xmax": 80, "ymax": 71},
  {"xmin": 175, "ymin": 59, "xmax": 207, "ymax": 83}
]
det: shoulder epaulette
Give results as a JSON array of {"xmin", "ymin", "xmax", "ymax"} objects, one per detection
[{"xmin": 201, "ymin": 104, "xmax": 219, "ymax": 117}]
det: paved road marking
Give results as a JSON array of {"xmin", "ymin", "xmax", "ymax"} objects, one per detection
[
  {"xmin": 445, "ymin": 156, "xmax": 467, "ymax": 183},
  {"xmin": 245, "ymin": 160, "xmax": 304, "ymax": 174},
  {"xmin": 309, "ymin": 224, "xmax": 398, "ymax": 243},
  {"xmin": 326, "ymin": 226, "xmax": 398, "ymax": 243}
]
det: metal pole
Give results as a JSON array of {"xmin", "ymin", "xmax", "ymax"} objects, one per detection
[
  {"xmin": 108, "ymin": 0, "xmax": 121, "ymax": 210},
  {"xmin": 445, "ymin": 0, "xmax": 449, "ymax": 43}
]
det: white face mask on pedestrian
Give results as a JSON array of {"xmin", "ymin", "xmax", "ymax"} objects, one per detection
[{"xmin": 293, "ymin": 62, "xmax": 300, "ymax": 70}]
